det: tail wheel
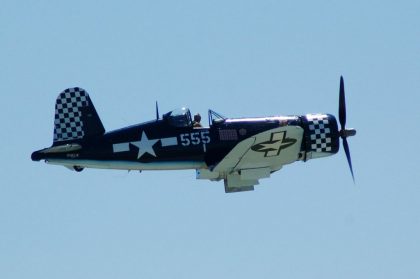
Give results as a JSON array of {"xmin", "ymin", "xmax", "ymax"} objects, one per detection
[{"xmin": 73, "ymin": 166, "xmax": 84, "ymax": 172}]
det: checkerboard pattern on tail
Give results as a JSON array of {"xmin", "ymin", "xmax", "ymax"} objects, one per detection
[
  {"xmin": 53, "ymin": 88, "xmax": 90, "ymax": 142},
  {"xmin": 307, "ymin": 114, "xmax": 332, "ymax": 152}
]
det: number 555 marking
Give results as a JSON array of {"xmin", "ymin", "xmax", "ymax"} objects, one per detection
[{"xmin": 180, "ymin": 131, "xmax": 211, "ymax": 152}]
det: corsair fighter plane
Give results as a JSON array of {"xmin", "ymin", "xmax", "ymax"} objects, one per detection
[{"xmin": 32, "ymin": 77, "xmax": 356, "ymax": 193}]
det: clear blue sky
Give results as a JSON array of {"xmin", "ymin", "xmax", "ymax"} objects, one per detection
[{"xmin": 1, "ymin": 1, "xmax": 419, "ymax": 278}]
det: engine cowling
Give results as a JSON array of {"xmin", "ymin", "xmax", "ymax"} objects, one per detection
[{"xmin": 302, "ymin": 114, "xmax": 340, "ymax": 160}]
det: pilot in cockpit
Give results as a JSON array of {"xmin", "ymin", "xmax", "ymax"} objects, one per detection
[{"xmin": 193, "ymin": 113, "xmax": 202, "ymax": 128}]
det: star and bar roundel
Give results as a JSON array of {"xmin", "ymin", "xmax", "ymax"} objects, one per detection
[
  {"xmin": 112, "ymin": 131, "xmax": 178, "ymax": 159},
  {"xmin": 251, "ymin": 131, "xmax": 297, "ymax": 157}
]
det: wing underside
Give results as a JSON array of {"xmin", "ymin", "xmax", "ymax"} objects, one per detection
[{"xmin": 197, "ymin": 126, "xmax": 304, "ymax": 192}]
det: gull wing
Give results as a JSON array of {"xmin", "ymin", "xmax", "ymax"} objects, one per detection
[{"xmin": 206, "ymin": 126, "xmax": 304, "ymax": 192}]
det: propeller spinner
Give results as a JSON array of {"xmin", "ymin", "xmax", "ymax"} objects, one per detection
[{"xmin": 338, "ymin": 76, "xmax": 357, "ymax": 182}]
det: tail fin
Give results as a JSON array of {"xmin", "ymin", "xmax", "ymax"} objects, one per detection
[{"xmin": 53, "ymin": 87, "xmax": 105, "ymax": 144}]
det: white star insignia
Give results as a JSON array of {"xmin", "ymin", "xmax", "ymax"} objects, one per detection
[{"xmin": 131, "ymin": 131, "xmax": 159, "ymax": 159}]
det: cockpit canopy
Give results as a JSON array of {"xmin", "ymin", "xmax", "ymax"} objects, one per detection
[
  {"xmin": 208, "ymin": 109, "xmax": 226, "ymax": 125},
  {"xmin": 163, "ymin": 107, "xmax": 226, "ymax": 128},
  {"xmin": 163, "ymin": 107, "xmax": 192, "ymax": 128}
]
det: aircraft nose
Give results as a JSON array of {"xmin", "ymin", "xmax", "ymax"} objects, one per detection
[
  {"xmin": 302, "ymin": 113, "xmax": 340, "ymax": 159},
  {"xmin": 340, "ymin": 128, "xmax": 357, "ymax": 138}
]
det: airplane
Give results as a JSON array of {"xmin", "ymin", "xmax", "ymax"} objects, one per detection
[{"xmin": 31, "ymin": 76, "xmax": 356, "ymax": 193}]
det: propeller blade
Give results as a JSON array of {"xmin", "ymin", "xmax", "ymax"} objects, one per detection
[
  {"xmin": 342, "ymin": 137, "xmax": 355, "ymax": 183},
  {"xmin": 338, "ymin": 76, "xmax": 346, "ymax": 129}
]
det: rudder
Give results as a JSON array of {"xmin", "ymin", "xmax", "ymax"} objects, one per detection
[{"xmin": 53, "ymin": 87, "xmax": 105, "ymax": 144}]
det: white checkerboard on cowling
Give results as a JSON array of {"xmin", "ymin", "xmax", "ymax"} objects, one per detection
[
  {"xmin": 53, "ymin": 87, "xmax": 89, "ymax": 142},
  {"xmin": 306, "ymin": 114, "xmax": 332, "ymax": 153}
]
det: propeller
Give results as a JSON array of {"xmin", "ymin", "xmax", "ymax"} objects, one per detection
[{"xmin": 338, "ymin": 76, "xmax": 356, "ymax": 182}]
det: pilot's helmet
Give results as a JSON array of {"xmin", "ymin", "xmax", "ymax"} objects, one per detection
[{"xmin": 194, "ymin": 113, "xmax": 201, "ymax": 122}]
